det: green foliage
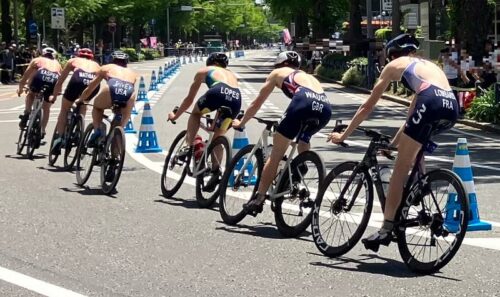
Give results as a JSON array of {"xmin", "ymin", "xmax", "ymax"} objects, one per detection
[
  {"xmin": 349, "ymin": 57, "xmax": 367, "ymax": 66},
  {"xmin": 466, "ymin": 87, "xmax": 500, "ymax": 124},
  {"xmin": 375, "ymin": 28, "xmax": 392, "ymax": 41},
  {"xmin": 121, "ymin": 48, "xmax": 140, "ymax": 62},
  {"xmin": 341, "ymin": 67, "xmax": 363, "ymax": 86},
  {"xmin": 57, "ymin": 54, "xmax": 68, "ymax": 68},
  {"xmin": 316, "ymin": 65, "xmax": 344, "ymax": 81},
  {"xmin": 142, "ymin": 48, "xmax": 160, "ymax": 60}
]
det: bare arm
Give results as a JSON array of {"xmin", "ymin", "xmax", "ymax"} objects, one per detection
[
  {"xmin": 169, "ymin": 69, "xmax": 206, "ymax": 120},
  {"xmin": 17, "ymin": 59, "xmax": 38, "ymax": 95},
  {"xmin": 79, "ymin": 68, "xmax": 104, "ymax": 102},
  {"xmin": 235, "ymin": 72, "xmax": 276, "ymax": 128},
  {"xmin": 51, "ymin": 60, "xmax": 74, "ymax": 102}
]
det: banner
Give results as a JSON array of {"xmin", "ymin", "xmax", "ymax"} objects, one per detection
[
  {"xmin": 283, "ymin": 29, "xmax": 292, "ymax": 45},
  {"xmin": 140, "ymin": 38, "xmax": 148, "ymax": 47},
  {"xmin": 150, "ymin": 36, "xmax": 157, "ymax": 48}
]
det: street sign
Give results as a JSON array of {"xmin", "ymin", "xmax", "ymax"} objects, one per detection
[
  {"xmin": 180, "ymin": 6, "xmax": 193, "ymax": 11},
  {"xmin": 28, "ymin": 20, "xmax": 38, "ymax": 34},
  {"xmin": 382, "ymin": 0, "xmax": 392, "ymax": 12},
  {"xmin": 51, "ymin": 7, "xmax": 65, "ymax": 29}
]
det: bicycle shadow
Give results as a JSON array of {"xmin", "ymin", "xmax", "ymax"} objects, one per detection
[
  {"xmin": 36, "ymin": 165, "xmax": 67, "ymax": 173},
  {"xmin": 215, "ymin": 221, "xmax": 313, "ymax": 242},
  {"xmin": 5, "ymin": 154, "xmax": 47, "ymax": 160},
  {"xmin": 59, "ymin": 185, "xmax": 118, "ymax": 198},
  {"xmin": 308, "ymin": 253, "xmax": 461, "ymax": 280},
  {"xmin": 154, "ymin": 195, "xmax": 219, "ymax": 212}
]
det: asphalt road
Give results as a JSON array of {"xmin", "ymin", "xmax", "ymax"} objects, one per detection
[{"xmin": 0, "ymin": 50, "xmax": 499, "ymax": 297}]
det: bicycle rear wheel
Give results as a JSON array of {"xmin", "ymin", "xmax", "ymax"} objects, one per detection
[
  {"xmin": 48, "ymin": 127, "xmax": 59, "ymax": 166},
  {"xmin": 195, "ymin": 136, "xmax": 230, "ymax": 208},
  {"xmin": 274, "ymin": 151, "xmax": 325, "ymax": 238},
  {"xmin": 76, "ymin": 124, "xmax": 97, "ymax": 186},
  {"xmin": 219, "ymin": 144, "xmax": 264, "ymax": 225},
  {"xmin": 311, "ymin": 161, "xmax": 374, "ymax": 257},
  {"xmin": 101, "ymin": 127, "xmax": 126, "ymax": 195},
  {"xmin": 161, "ymin": 130, "xmax": 189, "ymax": 198},
  {"xmin": 27, "ymin": 110, "xmax": 42, "ymax": 160},
  {"xmin": 396, "ymin": 169, "xmax": 469, "ymax": 274},
  {"xmin": 64, "ymin": 114, "xmax": 84, "ymax": 170}
]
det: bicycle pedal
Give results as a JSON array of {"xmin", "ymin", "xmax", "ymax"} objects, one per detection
[{"xmin": 362, "ymin": 240, "xmax": 380, "ymax": 253}]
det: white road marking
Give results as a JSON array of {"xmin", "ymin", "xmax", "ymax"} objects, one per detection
[{"xmin": 0, "ymin": 266, "xmax": 87, "ymax": 297}]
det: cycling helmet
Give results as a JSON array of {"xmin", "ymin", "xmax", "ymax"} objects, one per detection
[
  {"xmin": 42, "ymin": 47, "xmax": 57, "ymax": 59},
  {"xmin": 111, "ymin": 50, "xmax": 128, "ymax": 60},
  {"xmin": 77, "ymin": 48, "xmax": 94, "ymax": 59},
  {"xmin": 385, "ymin": 33, "xmax": 420, "ymax": 61},
  {"xmin": 206, "ymin": 52, "xmax": 229, "ymax": 68},
  {"xmin": 274, "ymin": 51, "xmax": 301, "ymax": 68}
]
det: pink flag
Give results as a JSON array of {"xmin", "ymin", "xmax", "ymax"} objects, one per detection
[
  {"xmin": 150, "ymin": 36, "xmax": 157, "ymax": 48},
  {"xmin": 140, "ymin": 38, "xmax": 148, "ymax": 47},
  {"xmin": 283, "ymin": 29, "xmax": 292, "ymax": 45}
]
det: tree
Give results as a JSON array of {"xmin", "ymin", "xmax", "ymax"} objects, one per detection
[
  {"xmin": 347, "ymin": 0, "xmax": 362, "ymax": 56},
  {"xmin": 391, "ymin": 0, "xmax": 401, "ymax": 37},
  {"xmin": 1, "ymin": 0, "xmax": 13, "ymax": 42}
]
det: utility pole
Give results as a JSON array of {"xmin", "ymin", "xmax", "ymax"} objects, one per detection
[
  {"xmin": 366, "ymin": 0, "xmax": 375, "ymax": 88},
  {"xmin": 13, "ymin": 0, "xmax": 19, "ymax": 43}
]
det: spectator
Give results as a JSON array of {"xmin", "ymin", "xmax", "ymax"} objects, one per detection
[{"xmin": 1, "ymin": 46, "xmax": 15, "ymax": 83}]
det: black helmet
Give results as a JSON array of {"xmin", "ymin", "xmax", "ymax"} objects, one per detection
[
  {"xmin": 385, "ymin": 34, "xmax": 419, "ymax": 61},
  {"xmin": 206, "ymin": 52, "xmax": 229, "ymax": 68},
  {"xmin": 274, "ymin": 51, "xmax": 301, "ymax": 68}
]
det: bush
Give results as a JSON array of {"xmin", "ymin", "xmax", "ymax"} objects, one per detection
[
  {"xmin": 57, "ymin": 55, "xmax": 68, "ymax": 68},
  {"xmin": 375, "ymin": 28, "xmax": 392, "ymax": 41},
  {"xmin": 316, "ymin": 64, "xmax": 344, "ymax": 81},
  {"xmin": 142, "ymin": 49, "xmax": 160, "ymax": 60},
  {"xmin": 121, "ymin": 48, "xmax": 139, "ymax": 62},
  {"xmin": 341, "ymin": 67, "xmax": 363, "ymax": 86},
  {"xmin": 466, "ymin": 87, "xmax": 500, "ymax": 124}
]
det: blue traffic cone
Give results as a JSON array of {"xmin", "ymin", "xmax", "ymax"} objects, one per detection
[
  {"xmin": 135, "ymin": 103, "xmax": 162, "ymax": 153},
  {"xmin": 131, "ymin": 104, "xmax": 138, "ymax": 115},
  {"xmin": 124, "ymin": 117, "xmax": 137, "ymax": 134},
  {"xmin": 229, "ymin": 129, "xmax": 256, "ymax": 187},
  {"xmin": 157, "ymin": 67, "xmax": 164, "ymax": 84},
  {"xmin": 149, "ymin": 70, "xmax": 158, "ymax": 91},
  {"xmin": 137, "ymin": 76, "xmax": 148, "ymax": 102},
  {"xmin": 164, "ymin": 63, "xmax": 169, "ymax": 78},
  {"xmin": 445, "ymin": 138, "xmax": 492, "ymax": 232}
]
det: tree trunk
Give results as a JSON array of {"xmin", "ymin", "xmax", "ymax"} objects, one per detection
[
  {"xmin": 391, "ymin": 0, "xmax": 401, "ymax": 37},
  {"xmin": 23, "ymin": 0, "xmax": 34, "ymax": 44},
  {"xmin": 348, "ymin": 0, "xmax": 362, "ymax": 56},
  {"xmin": 462, "ymin": 0, "xmax": 494, "ymax": 62},
  {"xmin": 312, "ymin": 0, "xmax": 327, "ymax": 40},
  {"xmin": 1, "ymin": 0, "xmax": 13, "ymax": 42}
]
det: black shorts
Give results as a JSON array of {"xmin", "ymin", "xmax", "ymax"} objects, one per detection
[
  {"xmin": 276, "ymin": 87, "xmax": 332, "ymax": 143},
  {"xmin": 108, "ymin": 78, "xmax": 135, "ymax": 107},
  {"xmin": 196, "ymin": 83, "xmax": 242, "ymax": 130},
  {"xmin": 404, "ymin": 85, "xmax": 458, "ymax": 144},
  {"xmin": 63, "ymin": 69, "xmax": 100, "ymax": 102},
  {"xmin": 29, "ymin": 69, "xmax": 60, "ymax": 101}
]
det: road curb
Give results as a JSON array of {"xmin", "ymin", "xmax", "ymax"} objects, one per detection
[{"xmin": 316, "ymin": 74, "xmax": 500, "ymax": 134}]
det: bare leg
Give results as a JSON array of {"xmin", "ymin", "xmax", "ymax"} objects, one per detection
[
  {"xmin": 41, "ymin": 101, "xmax": 52, "ymax": 134},
  {"xmin": 210, "ymin": 126, "xmax": 228, "ymax": 170},
  {"xmin": 24, "ymin": 92, "xmax": 35, "ymax": 114},
  {"xmin": 297, "ymin": 141, "xmax": 310, "ymax": 154},
  {"xmin": 91, "ymin": 85, "xmax": 111, "ymax": 133},
  {"xmin": 55, "ymin": 98, "xmax": 73, "ymax": 136},
  {"xmin": 186, "ymin": 106, "xmax": 202, "ymax": 145}
]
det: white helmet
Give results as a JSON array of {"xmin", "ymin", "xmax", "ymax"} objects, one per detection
[
  {"xmin": 42, "ymin": 47, "xmax": 57, "ymax": 59},
  {"xmin": 275, "ymin": 51, "xmax": 301, "ymax": 68}
]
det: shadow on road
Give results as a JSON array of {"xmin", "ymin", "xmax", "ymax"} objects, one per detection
[
  {"xmin": 308, "ymin": 253, "xmax": 461, "ymax": 281},
  {"xmin": 215, "ymin": 221, "xmax": 313, "ymax": 242},
  {"xmin": 36, "ymin": 165, "xmax": 67, "ymax": 173},
  {"xmin": 5, "ymin": 153, "xmax": 47, "ymax": 160},
  {"xmin": 60, "ymin": 185, "xmax": 117, "ymax": 198},
  {"xmin": 154, "ymin": 196, "xmax": 219, "ymax": 212}
]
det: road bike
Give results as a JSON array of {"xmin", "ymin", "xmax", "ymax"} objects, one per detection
[
  {"xmin": 218, "ymin": 116, "xmax": 325, "ymax": 238},
  {"xmin": 311, "ymin": 122, "xmax": 469, "ymax": 274},
  {"xmin": 48, "ymin": 103, "xmax": 84, "ymax": 170},
  {"xmin": 161, "ymin": 106, "xmax": 237, "ymax": 208},
  {"xmin": 17, "ymin": 86, "xmax": 47, "ymax": 159},
  {"xmin": 75, "ymin": 103, "xmax": 126, "ymax": 195}
]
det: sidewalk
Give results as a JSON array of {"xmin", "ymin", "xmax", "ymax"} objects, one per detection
[{"xmin": 316, "ymin": 75, "xmax": 500, "ymax": 134}]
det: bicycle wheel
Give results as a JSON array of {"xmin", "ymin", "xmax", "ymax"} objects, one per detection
[
  {"xmin": 161, "ymin": 130, "xmax": 189, "ymax": 198},
  {"xmin": 311, "ymin": 161, "xmax": 374, "ymax": 257},
  {"xmin": 48, "ymin": 127, "xmax": 59, "ymax": 166},
  {"xmin": 17, "ymin": 127, "xmax": 27, "ymax": 155},
  {"xmin": 76, "ymin": 124, "xmax": 97, "ymax": 186},
  {"xmin": 396, "ymin": 169, "xmax": 469, "ymax": 274},
  {"xmin": 219, "ymin": 144, "xmax": 264, "ymax": 225},
  {"xmin": 27, "ymin": 110, "xmax": 42, "ymax": 160},
  {"xmin": 195, "ymin": 136, "xmax": 231, "ymax": 208},
  {"xmin": 64, "ymin": 114, "xmax": 84, "ymax": 170},
  {"xmin": 274, "ymin": 151, "xmax": 325, "ymax": 238},
  {"xmin": 101, "ymin": 127, "xmax": 126, "ymax": 195}
]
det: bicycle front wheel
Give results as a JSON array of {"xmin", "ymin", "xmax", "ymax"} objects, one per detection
[
  {"xmin": 17, "ymin": 127, "xmax": 27, "ymax": 155},
  {"xmin": 219, "ymin": 144, "xmax": 264, "ymax": 225},
  {"xmin": 76, "ymin": 124, "xmax": 97, "ymax": 186},
  {"xmin": 161, "ymin": 130, "xmax": 189, "ymax": 198},
  {"xmin": 396, "ymin": 169, "xmax": 469, "ymax": 274},
  {"xmin": 274, "ymin": 151, "xmax": 325, "ymax": 238},
  {"xmin": 311, "ymin": 161, "xmax": 374, "ymax": 257},
  {"xmin": 101, "ymin": 127, "xmax": 126, "ymax": 195},
  {"xmin": 48, "ymin": 127, "xmax": 59, "ymax": 166},
  {"xmin": 195, "ymin": 136, "xmax": 231, "ymax": 208},
  {"xmin": 64, "ymin": 114, "xmax": 84, "ymax": 170}
]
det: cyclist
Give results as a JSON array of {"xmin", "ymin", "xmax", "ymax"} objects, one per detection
[
  {"xmin": 328, "ymin": 34, "xmax": 459, "ymax": 251},
  {"xmin": 167, "ymin": 52, "xmax": 242, "ymax": 191},
  {"xmin": 50, "ymin": 48, "xmax": 101, "ymax": 155},
  {"xmin": 233, "ymin": 51, "xmax": 332, "ymax": 215},
  {"xmin": 17, "ymin": 47, "xmax": 62, "ymax": 139},
  {"xmin": 76, "ymin": 50, "xmax": 137, "ymax": 180}
]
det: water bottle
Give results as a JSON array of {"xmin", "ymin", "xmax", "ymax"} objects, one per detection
[
  {"xmin": 379, "ymin": 166, "xmax": 392, "ymax": 197},
  {"xmin": 194, "ymin": 135, "xmax": 204, "ymax": 161}
]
